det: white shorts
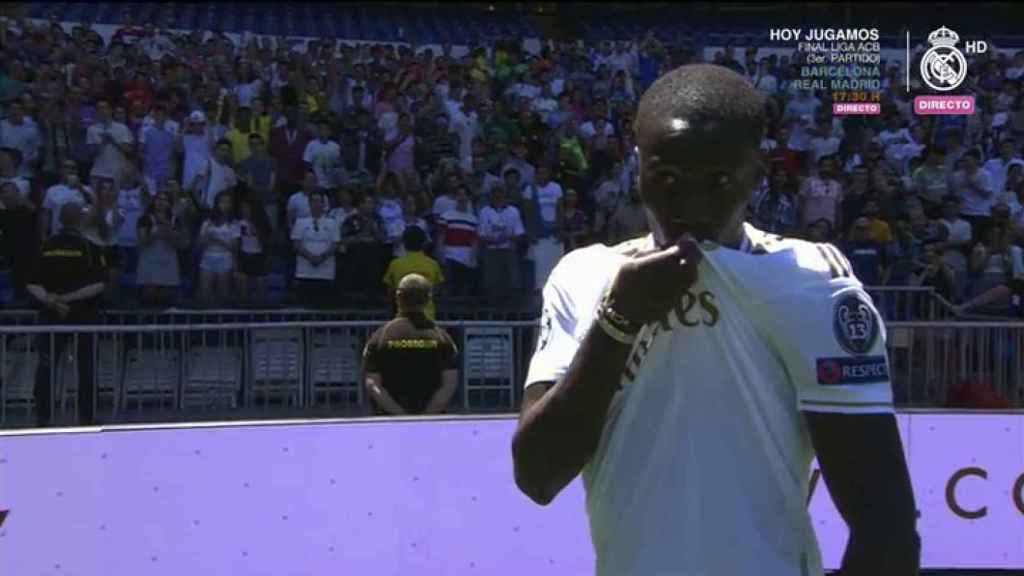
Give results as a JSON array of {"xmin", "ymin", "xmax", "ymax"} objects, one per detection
[{"xmin": 200, "ymin": 251, "xmax": 235, "ymax": 274}]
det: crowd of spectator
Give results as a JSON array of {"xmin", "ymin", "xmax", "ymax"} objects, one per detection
[{"xmin": 0, "ymin": 11, "xmax": 1023, "ymax": 317}]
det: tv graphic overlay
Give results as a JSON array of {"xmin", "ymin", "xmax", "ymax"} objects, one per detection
[
  {"xmin": 768, "ymin": 28, "xmax": 883, "ymax": 116},
  {"xmin": 912, "ymin": 26, "xmax": 986, "ymax": 115}
]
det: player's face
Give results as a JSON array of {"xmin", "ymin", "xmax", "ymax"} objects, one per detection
[{"xmin": 637, "ymin": 126, "xmax": 764, "ymax": 247}]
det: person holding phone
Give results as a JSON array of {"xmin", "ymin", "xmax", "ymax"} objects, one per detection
[{"xmin": 41, "ymin": 160, "xmax": 94, "ymax": 240}]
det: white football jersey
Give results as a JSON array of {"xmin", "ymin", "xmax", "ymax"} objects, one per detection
[{"xmin": 525, "ymin": 223, "xmax": 894, "ymax": 576}]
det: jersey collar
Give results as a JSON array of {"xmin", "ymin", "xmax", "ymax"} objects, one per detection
[
  {"xmin": 646, "ymin": 223, "xmax": 755, "ymax": 253},
  {"xmin": 695, "ymin": 223, "xmax": 754, "ymax": 254}
]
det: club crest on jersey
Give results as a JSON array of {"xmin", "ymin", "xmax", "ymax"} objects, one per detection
[{"xmin": 832, "ymin": 294, "xmax": 879, "ymax": 355}]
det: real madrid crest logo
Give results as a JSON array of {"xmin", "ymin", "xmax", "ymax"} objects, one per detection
[
  {"xmin": 833, "ymin": 294, "xmax": 879, "ymax": 356},
  {"xmin": 920, "ymin": 26, "xmax": 967, "ymax": 92}
]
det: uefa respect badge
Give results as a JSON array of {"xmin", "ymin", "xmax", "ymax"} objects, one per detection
[{"xmin": 914, "ymin": 26, "xmax": 985, "ymax": 115}]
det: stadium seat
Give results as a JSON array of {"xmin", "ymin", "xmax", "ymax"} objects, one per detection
[
  {"xmin": 56, "ymin": 337, "xmax": 125, "ymax": 417},
  {"xmin": 121, "ymin": 347, "xmax": 182, "ymax": 410},
  {"xmin": 247, "ymin": 328, "xmax": 304, "ymax": 408},
  {"xmin": 185, "ymin": 346, "xmax": 243, "ymax": 410},
  {"xmin": 307, "ymin": 330, "xmax": 362, "ymax": 408},
  {"xmin": 2, "ymin": 337, "xmax": 38, "ymax": 413},
  {"xmin": 462, "ymin": 327, "xmax": 516, "ymax": 412}
]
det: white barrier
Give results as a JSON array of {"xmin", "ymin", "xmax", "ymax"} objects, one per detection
[{"xmin": 0, "ymin": 412, "xmax": 1021, "ymax": 574}]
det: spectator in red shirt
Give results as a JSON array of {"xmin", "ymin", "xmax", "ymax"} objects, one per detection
[
  {"xmin": 269, "ymin": 108, "xmax": 314, "ymax": 201},
  {"xmin": 438, "ymin": 185, "xmax": 480, "ymax": 299},
  {"xmin": 111, "ymin": 14, "xmax": 146, "ymax": 47},
  {"xmin": 769, "ymin": 125, "xmax": 805, "ymax": 181}
]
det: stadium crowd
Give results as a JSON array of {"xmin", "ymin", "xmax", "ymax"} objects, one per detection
[{"xmin": 0, "ymin": 12, "xmax": 1023, "ymax": 316}]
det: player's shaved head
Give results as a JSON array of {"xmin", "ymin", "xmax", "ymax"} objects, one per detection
[
  {"xmin": 635, "ymin": 64, "xmax": 766, "ymax": 247},
  {"xmin": 396, "ymin": 274, "xmax": 432, "ymax": 311}
]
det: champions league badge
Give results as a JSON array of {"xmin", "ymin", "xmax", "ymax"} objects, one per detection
[
  {"xmin": 537, "ymin": 306, "xmax": 553, "ymax": 352},
  {"xmin": 833, "ymin": 294, "xmax": 879, "ymax": 356},
  {"xmin": 919, "ymin": 27, "xmax": 967, "ymax": 92}
]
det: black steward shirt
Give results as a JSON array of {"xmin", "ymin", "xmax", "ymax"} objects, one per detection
[
  {"xmin": 363, "ymin": 314, "xmax": 458, "ymax": 415},
  {"xmin": 28, "ymin": 228, "xmax": 106, "ymax": 321}
]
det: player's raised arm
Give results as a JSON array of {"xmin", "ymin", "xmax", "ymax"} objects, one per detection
[{"xmin": 511, "ymin": 242, "xmax": 701, "ymax": 505}]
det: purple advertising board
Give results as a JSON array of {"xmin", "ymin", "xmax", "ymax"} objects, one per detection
[{"xmin": 0, "ymin": 412, "xmax": 1022, "ymax": 575}]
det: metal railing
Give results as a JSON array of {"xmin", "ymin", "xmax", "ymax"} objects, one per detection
[
  {"xmin": 864, "ymin": 286, "xmax": 958, "ymax": 322},
  {"xmin": 0, "ymin": 305, "xmax": 542, "ymax": 326},
  {"xmin": 0, "ymin": 286, "xmax": 965, "ymax": 326},
  {"xmin": 1, "ymin": 292, "xmax": 1019, "ymax": 429},
  {"xmin": 0, "ymin": 321, "xmax": 540, "ymax": 428},
  {"xmin": 887, "ymin": 322, "xmax": 1024, "ymax": 408}
]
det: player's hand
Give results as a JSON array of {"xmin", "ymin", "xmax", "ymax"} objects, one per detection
[{"xmin": 607, "ymin": 237, "xmax": 702, "ymax": 327}]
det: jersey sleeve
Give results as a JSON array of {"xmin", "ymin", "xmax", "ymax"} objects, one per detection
[
  {"xmin": 777, "ymin": 270, "xmax": 895, "ymax": 415},
  {"xmin": 524, "ymin": 246, "xmax": 615, "ymax": 389}
]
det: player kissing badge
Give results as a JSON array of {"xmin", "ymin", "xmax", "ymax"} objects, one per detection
[{"xmin": 833, "ymin": 294, "xmax": 879, "ymax": 355}]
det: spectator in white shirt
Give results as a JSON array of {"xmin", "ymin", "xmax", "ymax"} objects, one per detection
[
  {"xmin": 877, "ymin": 114, "xmax": 912, "ymax": 150},
  {"xmin": 0, "ymin": 101, "xmax": 40, "ymax": 180},
  {"xmin": 891, "ymin": 124, "xmax": 928, "ymax": 175},
  {"xmin": 782, "ymin": 90, "xmax": 820, "ymax": 124},
  {"xmin": 936, "ymin": 194, "xmax": 973, "ymax": 277},
  {"xmin": 501, "ymin": 141, "xmax": 535, "ymax": 187},
  {"xmin": 138, "ymin": 23, "xmax": 176, "ymax": 62},
  {"xmin": 303, "ymin": 118, "xmax": 342, "ymax": 190},
  {"xmin": 450, "ymin": 94, "xmax": 480, "ymax": 173},
  {"xmin": 1002, "ymin": 165, "xmax": 1024, "ymax": 219},
  {"xmin": 530, "ymin": 84, "xmax": 559, "ymax": 122},
  {"xmin": 950, "ymin": 150, "xmax": 995, "ymax": 242},
  {"xmin": 41, "ymin": 160, "xmax": 94, "ymax": 239},
  {"xmin": 1006, "ymin": 51, "xmax": 1024, "ymax": 81},
  {"xmin": 179, "ymin": 110, "xmax": 214, "ymax": 195},
  {"xmin": 983, "ymin": 139, "xmax": 1024, "ymax": 196},
  {"xmin": 808, "ymin": 115, "xmax": 842, "ymax": 164},
  {"xmin": 431, "ymin": 170, "xmax": 460, "ymax": 225},
  {"xmin": 86, "ymin": 99, "xmax": 134, "ymax": 189},
  {"xmin": 196, "ymin": 139, "xmax": 238, "ymax": 210},
  {"xmin": 287, "ymin": 169, "xmax": 326, "ymax": 230},
  {"xmin": 392, "ymin": 194, "xmax": 431, "ymax": 259},
  {"xmin": 478, "ymin": 186, "xmax": 525, "ymax": 305},
  {"xmin": 233, "ymin": 64, "xmax": 264, "ymax": 108},
  {"xmin": 197, "ymin": 191, "xmax": 240, "ymax": 305},
  {"xmin": 291, "ymin": 191, "xmax": 340, "ymax": 308},
  {"xmin": 116, "ymin": 165, "xmax": 147, "ymax": 288},
  {"xmin": 140, "ymin": 106, "xmax": 181, "ymax": 143},
  {"xmin": 522, "ymin": 164, "xmax": 564, "ymax": 291},
  {"xmin": 752, "ymin": 59, "xmax": 778, "ymax": 94},
  {"xmin": 956, "ymin": 222, "xmax": 1024, "ymax": 315}
]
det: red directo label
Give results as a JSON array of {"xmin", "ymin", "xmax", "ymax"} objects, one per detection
[
  {"xmin": 833, "ymin": 102, "xmax": 881, "ymax": 115},
  {"xmin": 914, "ymin": 96, "xmax": 975, "ymax": 115}
]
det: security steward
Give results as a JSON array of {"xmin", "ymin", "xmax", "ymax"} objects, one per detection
[
  {"xmin": 362, "ymin": 274, "xmax": 459, "ymax": 415},
  {"xmin": 26, "ymin": 202, "xmax": 107, "ymax": 426}
]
